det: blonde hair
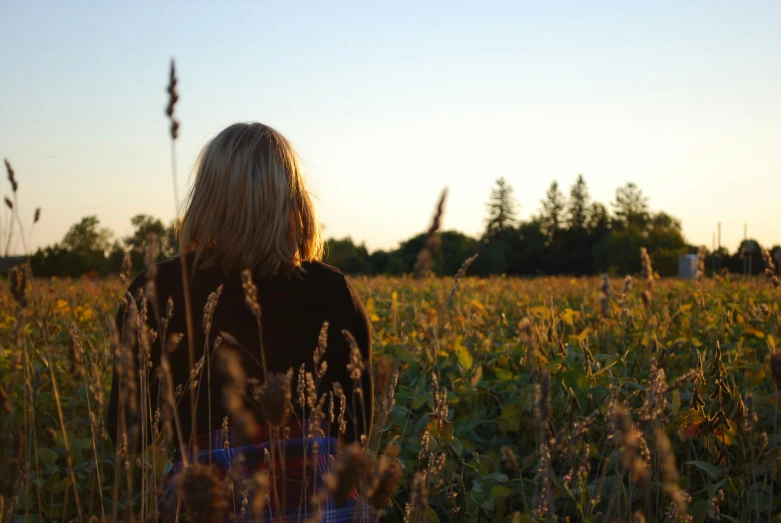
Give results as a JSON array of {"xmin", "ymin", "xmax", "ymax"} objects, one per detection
[{"xmin": 179, "ymin": 122, "xmax": 323, "ymax": 277}]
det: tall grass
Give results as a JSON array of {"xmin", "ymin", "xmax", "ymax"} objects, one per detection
[{"xmin": 0, "ymin": 62, "xmax": 780, "ymax": 523}]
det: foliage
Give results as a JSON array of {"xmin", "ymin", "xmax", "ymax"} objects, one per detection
[
  {"xmin": 29, "ymin": 215, "xmax": 177, "ymax": 277},
  {"xmin": 1, "ymin": 268, "xmax": 780, "ymax": 522}
]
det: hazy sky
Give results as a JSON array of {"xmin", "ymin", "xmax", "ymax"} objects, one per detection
[{"xmin": 1, "ymin": 1, "xmax": 779, "ymax": 256}]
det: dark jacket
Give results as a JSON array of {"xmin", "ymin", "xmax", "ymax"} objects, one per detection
[{"xmin": 107, "ymin": 257, "xmax": 373, "ymax": 451}]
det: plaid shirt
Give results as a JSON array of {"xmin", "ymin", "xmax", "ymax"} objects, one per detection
[{"xmin": 159, "ymin": 420, "xmax": 374, "ymax": 522}]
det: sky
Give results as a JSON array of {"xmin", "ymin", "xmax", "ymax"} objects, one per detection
[{"xmin": 1, "ymin": 1, "xmax": 779, "ymax": 256}]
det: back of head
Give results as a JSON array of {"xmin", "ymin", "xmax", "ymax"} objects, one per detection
[{"xmin": 179, "ymin": 122, "xmax": 323, "ymax": 276}]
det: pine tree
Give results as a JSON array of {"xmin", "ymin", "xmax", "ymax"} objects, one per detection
[
  {"xmin": 540, "ymin": 181, "xmax": 566, "ymax": 240},
  {"xmin": 567, "ymin": 174, "xmax": 590, "ymax": 230},
  {"xmin": 485, "ymin": 177, "xmax": 519, "ymax": 240},
  {"xmin": 613, "ymin": 182, "xmax": 649, "ymax": 230}
]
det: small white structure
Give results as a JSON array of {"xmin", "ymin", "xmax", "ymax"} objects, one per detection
[{"xmin": 678, "ymin": 254, "xmax": 698, "ymax": 280}]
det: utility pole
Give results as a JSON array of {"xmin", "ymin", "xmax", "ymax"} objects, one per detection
[{"xmin": 712, "ymin": 232, "xmax": 716, "ymax": 273}]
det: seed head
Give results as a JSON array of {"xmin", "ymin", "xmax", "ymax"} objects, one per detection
[
  {"xmin": 313, "ymin": 321, "xmax": 329, "ymax": 379},
  {"xmin": 8, "ymin": 264, "xmax": 28, "ymax": 307},
  {"xmin": 324, "ymin": 443, "xmax": 371, "ymax": 507},
  {"xmin": 372, "ymin": 356, "xmax": 392, "ymax": 397},
  {"xmin": 640, "ymin": 247, "xmax": 654, "ymax": 286},
  {"xmin": 367, "ymin": 444, "xmax": 402, "ymax": 511},
  {"xmin": 249, "ymin": 471, "xmax": 269, "ymax": 519},
  {"xmin": 655, "ymin": 428, "xmax": 687, "ymax": 517},
  {"xmin": 202, "ymin": 284, "xmax": 223, "ymax": 334},
  {"xmin": 414, "ymin": 189, "xmax": 447, "ymax": 278},
  {"xmin": 343, "ymin": 330, "xmax": 365, "ymax": 381},
  {"xmin": 119, "ymin": 252, "xmax": 132, "ymax": 283},
  {"xmin": 33, "ymin": 208, "xmax": 40, "ymax": 224},
  {"xmin": 165, "ymin": 60, "xmax": 180, "ymax": 140},
  {"xmin": 257, "ymin": 372, "xmax": 292, "ymax": 427},
  {"xmin": 217, "ymin": 344, "xmax": 259, "ymax": 439},
  {"xmin": 5, "ymin": 159, "xmax": 17, "ymax": 193},
  {"xmin": 174, "ymin": 463, "xmax": 228, "ymax": 523},
  {"xmin": 241, "ymin": 270, "xmax": 261, "ymax": 319},
  {"xmin": 640, "ymin": 290, "xmax": 651, "ymax": 309}
]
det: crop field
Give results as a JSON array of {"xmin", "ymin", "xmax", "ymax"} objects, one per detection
[{"xmin": 0, "ymin": 270, "xmax": 780, "ymax": 522}]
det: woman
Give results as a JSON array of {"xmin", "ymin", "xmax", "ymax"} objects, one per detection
[{"xmin": 107, "ymin": 122, "xmax": 374, "ymax": 522}]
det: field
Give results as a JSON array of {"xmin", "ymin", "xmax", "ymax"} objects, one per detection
[{"xmin": 0, "ymin": 270, "xmax": 780, "ymax": 522}]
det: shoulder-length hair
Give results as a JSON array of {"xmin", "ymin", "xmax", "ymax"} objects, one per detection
[{"xmin": 179, "ymin": 122, "xmax": 323, "ymax": 277}]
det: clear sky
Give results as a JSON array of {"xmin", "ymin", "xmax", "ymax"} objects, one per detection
[{"xmin": 1, "ymin": 1, "xmax": 779, "ymax": 256}]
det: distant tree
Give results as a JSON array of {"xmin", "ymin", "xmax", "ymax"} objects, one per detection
[
  {"xmin": 507, "ymin": 220, "xmax": 547, "ymax": 275},
  {"xmin": 566, "ymin": 175, "xmax": 590, "ymax": 231},
  {"xmin": 383, "ymin": 230, "xmax": 480, "ymax": 276},
  {"xmin": 368, "ymin": 250, "xmax": 391, "ymax": 275},
  {"xmin": 587, "ymin": 202, "xmax": 610, "ymax": 238},
  {"xmin": 612, "ymin": 182, "xmax": 649, "ymax": 230},
  {"xmin": 324, "ymin": 237, "xmax": 370, "ymax": 274},
  {"xmin": 646, "ymin": 212, "xmax": 687, "ymax": 276},
  {"xmin": 62, "ymin": 215, "xmax": 113, "ymax": 257},
  {"xmin": 484, "ymin": 178, "xmax": 519, "ymax": 273},
  {"xmin": 539, "ymin": 181, "xmax": 566, "ymax": 241},
  {"xmin": 31, "ymin": 215, "xmax": 114, "ymax": 276},
  {"xmin": 125, "ymin": 214, "xmax": 168, "ymax": 269},
  {"xmin": 560, "ymin": 175, "xmax": 592, "ymax": 274},
  {"xmin": 485, "ymin": 178, "xmax": 519, "ymax": 240}
]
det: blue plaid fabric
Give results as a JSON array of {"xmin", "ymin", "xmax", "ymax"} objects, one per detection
[{"xmin": 158, "ymin": 420, "xmax": 375, "ymax": 523}]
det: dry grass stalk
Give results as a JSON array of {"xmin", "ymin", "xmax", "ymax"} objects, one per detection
[
  {"xmin": 404, "ymin": 472, "xmax": 429, "ymax": 522},
  {"xmin": 314, "ymin": 321, "xmax": 329, "ymax": 379},
  {"xmin": 216, "ymin": 344, "xmax": 259, "ymax": 440},
  {"xmin": 175, "ymin": 463, "xmax": 228, "ymax": 523},
  {"xmin": 343, "ymin": 330, "xmax": 365, "ymax": 381},
  {"xmin": 761, "ymin": 247, "xmax": 780, "ymax": 288},
  {"xmin": 324, "ymin": 442, "xmax": 370, "ymax": 508},
  {"xmin": 446, "ymin": 253, "xmax": 479, "ymax": 307},
  {"xmin": 202, "ymin": 284, "xmax": 223, "ymax": 334},
  {"xmin": 8, "ymin": 263, "xmax": 28, "ymax": 307},
  {"xmin": 367, "ymin": 443, "xmax": 402, "ymax": 512},
  {"xmin": 608, "ymin": 401, "xmax": 650, "ymax": 483},
  {"xmin": 165, "ymin": 60, "xmax": 180, "ymax": 141},
  {"xmin": 536, "ymin": 370, "xmax": 551, "ymax": 443},
  {"xmin": 257, "ymin": 372, "xmax": 293, "ymax": 427},
  {"xmin": 5, "ymin": 159, "xmax": 18, "ymax": 193},
  {"xmin": 599, "ymin": 274, "xmax": 611, "ymax": 317},
  {"xmin": 640, "ymin": 247, "xmax": 654, "ymax": 309},
  {"xmin": 414, "ymin": 189, "xmax": 448, "ymax": 278},
  {"xmin": 655, "ymin": 428, "xmax": 688, "ymax": 518},
  {"xmin": 697, "ymin": 245, "xmax": 707, "ymax": 281}
]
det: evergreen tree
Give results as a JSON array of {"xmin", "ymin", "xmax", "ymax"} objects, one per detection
[
  {"xmin": 613, "ymin": 182, "xmax": 649, "ymax": 230},
  {"xmin": 484, "ymin": 177, "xmax": 519, "ymax": 273},
  {"xmin": 567, "ymin": 174, "xmax": 590, "ymax": 230},
  {"xmin": 561, "ymin": 175, "xmax": 592, "ymax": 274},
  {"xmin": 540, "ymin": 181, "xmax": 566, "ymax": 241},
  {"xmin": 484, "ymin": 177, "xmax": 519, "ymax": 240}
]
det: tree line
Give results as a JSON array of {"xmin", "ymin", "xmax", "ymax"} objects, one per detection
[{"xmin": 26, "ymin": 176, "xmax": 781, "ymax": 278}]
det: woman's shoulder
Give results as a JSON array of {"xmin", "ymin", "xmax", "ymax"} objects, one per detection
[
  {"xmin": 300, "ymin": 260, "xmax": 348, "ymax": 286},
  {"xmin": 123, "ymin": 257, "xmax": 185, "ymax": 297}
]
